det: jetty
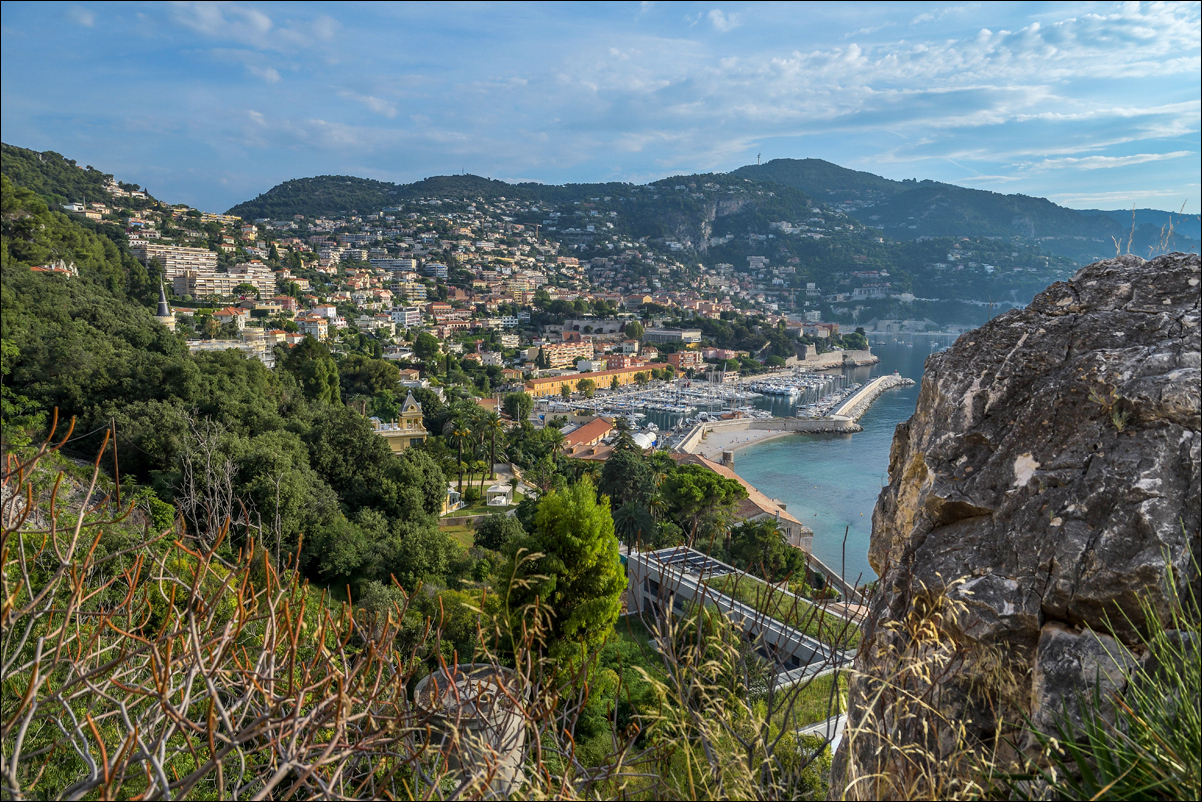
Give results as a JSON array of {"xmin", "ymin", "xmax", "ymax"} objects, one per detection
[
  {"xmin": 674, "ymin": 373, "xmax": 915, "ymax": 459},
  {"xmin": 830, "ymin": 374, "xmax": 916, "ymax": 422}
]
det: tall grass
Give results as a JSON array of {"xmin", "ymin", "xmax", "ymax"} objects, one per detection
[
  {"xmin": 1003, "ymin": 556, "xmax": 1200, "ymax": 801},
  {"xmin": 1, "ymin": 420, "xmax": 850, "ymax": 799}
]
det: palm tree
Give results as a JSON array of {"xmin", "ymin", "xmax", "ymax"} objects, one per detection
[
  {"xmin": 482, "ymin": 411, "xmax": 505, "ymax": 479},
  {"xmin": 542, "ymin": 426, "xmax": 566, "ymax": 462},
  {"xmin": 647, "ymin": 491, "xmax": 669, "ymax": 521},
  {"xmin": 443, "ymin": 414, "xmax": 473, "ymax": 494},
  {"xmin": 612, "ymin": 502, "xmax": 656, "ymax": 549},
  {"xmin": 475, "ymin": 459, "xmax": 490, "ymax": 495}
]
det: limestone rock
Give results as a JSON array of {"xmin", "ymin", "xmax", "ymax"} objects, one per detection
[
  {"xmin": 833, "ymin": 253, "xmax": 1200, "ymax": 798},
  {"xmin": 1029, "ymin": 622, "xmax": 1138, "ymax": 736}
]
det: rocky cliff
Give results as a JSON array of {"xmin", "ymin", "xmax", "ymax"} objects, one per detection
[{"xmin": 834, "ymin": 252, "xmax": 1200, "ymax": 797}]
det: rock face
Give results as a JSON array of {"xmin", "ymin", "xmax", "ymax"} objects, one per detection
[{"xmin": 833, "ymin": 253, "xmax": 1200, "ymax": 798}]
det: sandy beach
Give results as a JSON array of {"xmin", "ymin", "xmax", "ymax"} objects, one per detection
[{"xmin": 690, "ymin": 427, "xmax": 800, "ymax": 461}]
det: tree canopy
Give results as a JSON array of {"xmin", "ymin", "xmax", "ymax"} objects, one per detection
[{"xmin": 497, "ymin": 479, "xmax": 624, "ymax": 664}]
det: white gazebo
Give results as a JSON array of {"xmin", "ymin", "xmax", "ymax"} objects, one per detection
[{"xmin": 486, "ymin": 484, "xmax": 513, "ymax": 507}]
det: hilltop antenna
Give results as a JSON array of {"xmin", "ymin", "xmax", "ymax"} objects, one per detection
[{"xmin": 757, "ymin": 153, "xmax": 761, "ymax": 166}]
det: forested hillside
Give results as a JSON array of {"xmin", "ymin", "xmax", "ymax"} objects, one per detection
[
  {"xmin": 733, "ymin": 158, "xmax": 905, "ymax": 199},
  {"xmin": 1, "ymin": 143, "xmax": 123, "ymax": 206},
  {"xmin": 731, "ymin": 157, "xmax": 1198, "ymax": 260},
  {"xmin": 1, "ymin": 175, "xmax": 451, "ymax": 592}
]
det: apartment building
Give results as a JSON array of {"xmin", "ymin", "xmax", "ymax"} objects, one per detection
[
  {"xmin": 132, "ymin": 243, "xmax": 218, "ymax": 280},
  {"xmin": 390, "ymin": 306, "xmax": 423, "ymax": 328},
  {"xmin": 173, "ymin": 266, "xmax": 274, "ymax": 300},
  {"xmin": 394, "ymin": 281, "xmax": 428, "ymax": 301},
  {"xmin": 540, "ymin": 341, "xmax": 594, "ymax": 369},
  {"xmin": 605, "ymin": 354, "xmax": 642, "ymax": 370},
  {"xmin": 523, "ymin": 364, "xmax": 648, "ymax": 397},
  {"xmin": 199, "ymin": 212, "xmax": 241, "ymax": 225},
  {"xmin": 666, "ymin": 350, "xmax": 703, "ymax": 371},
  {"xmin": 355, "ymin": 314, "xmax": 395, "ymax": 336},
  {"xmin": 296, "ymin": 315, "xmax": 329, "ymax": 340}
]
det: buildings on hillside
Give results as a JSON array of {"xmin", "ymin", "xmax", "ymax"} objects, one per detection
[{"xmin": 131, "ymin": 243, "xmax": 217, "ymax": 280}]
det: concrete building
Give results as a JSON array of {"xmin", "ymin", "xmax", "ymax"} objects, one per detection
[
  {"xmin": 131, "ymin": 243, "xmax": 218, "ymax": 280},
  {"xmin": 523, "ymin": 364, "xmax": 650, "ymax": 397},
  {"xmin": 644, "ymin": 328, "xmax": 702, "ymax": 344},
  {"xmin": 666, "ymin": 350, "xmax": 703, "ymax": 371},
  {"xmin": 296, "ymin": 315, "xmax": 329, "ymax": 340},
  {"xmin": 390, "ymin": 306, "xmax": 423, "ymax": 328},
  {"xmin": 539, "ymin": 341, "xmax": 594, "ymax": 369}
]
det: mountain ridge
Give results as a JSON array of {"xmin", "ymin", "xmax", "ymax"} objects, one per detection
[{"xmin": 224, "ymin": 158, "xmax": 1196, "ymax": 261}]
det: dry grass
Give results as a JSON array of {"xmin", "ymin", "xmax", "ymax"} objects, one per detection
[
  {"xmin": 1, "ymin": 419, "xmax": 850, "ymax": 800},
  {"xmin": 834, "ymin": 578, "xmax": 1024, "ymax": 800}
]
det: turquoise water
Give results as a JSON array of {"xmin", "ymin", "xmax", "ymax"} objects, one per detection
[{"xmin": 733, "ymin": 340, "xmax": 947, "ymax": 585}]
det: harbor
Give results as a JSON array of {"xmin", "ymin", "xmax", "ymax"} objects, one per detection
[
  {"xmin": 538, "ymin": 361, "xmax": 880, "ymax": 449},
  {"xmin": 731, "ymin": 342, "xmax": 931, "ymax": 584},
  {"xmin": 674, "ymin": 374, "xmax": 916, "ymax": 460}
]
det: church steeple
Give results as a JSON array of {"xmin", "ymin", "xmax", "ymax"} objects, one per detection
[
  {"xmin": 157, "ymin": 278, "xmax": 170, "ymax": 317},
  {"xmin": 155, "ymin": 278, "xmax": 176, "ymax": 331}
]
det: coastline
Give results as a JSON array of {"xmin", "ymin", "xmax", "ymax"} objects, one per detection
[{"xmin": 689, "ymin": 427, "xmax": 805, "ymax": 460}]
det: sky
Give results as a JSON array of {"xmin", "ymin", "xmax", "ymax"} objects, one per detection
[{"xmin": 1, "ymin": 1, "xmax": 1198, "ymax": 214}]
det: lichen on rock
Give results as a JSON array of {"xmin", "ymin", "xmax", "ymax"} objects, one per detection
[{"xmin": 834, "ymin": 253, "xmax": 1200, "ymax": 798}]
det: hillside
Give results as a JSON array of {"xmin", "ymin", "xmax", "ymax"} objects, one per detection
[
  {"xmin": 1, "ymin": 143, "xmax": 122, "ymax": 207},
  {"xmin": 1077, "ymin": 206, "xmax": 1201, "ymax": 242},
  {"xmin": 227, "ymin": 173, "xmax": 629, "ymax": 219},
  {"xmin": 226, "ymin": 174, "xmax": 400, "ymax": 220},
  {"xmin": 732, "ymin": 158, "xmax": 905, "ymax": 200},
  {"xmin": 733, "ymin": 157, "xmax": 1198, "ymax": 261}
]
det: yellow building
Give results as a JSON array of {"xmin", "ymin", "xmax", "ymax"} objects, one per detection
[
  {"xmin": 372, "ymin": 392, "xmax": 429, "ymax": 453},
  {"xmin": 523, "ymin": 365, "xmax": 651, "ymax": 398}
]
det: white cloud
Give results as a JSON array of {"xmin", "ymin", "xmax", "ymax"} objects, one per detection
[
  {"xmin": 247, "ymin": 64, "xmax": 281, "ymax": 83},
  {"xmin": 67, "ymin": 5, "xmax": 95, "ymax": 27},
  {"xmin": 171, "ymin": 2, "xmax": 273, "ymax": 46},
  {"xmin": 1028, "ymin": 151, "xmax": 1193, "ymax": 171},
  {"xmin": 340, "ymin": 91, "xmax": 398, "ymax": 119},
  {"xmin": 207, "ymin": 48, "xmax": 284, "ymax": 83},
  {"xmin": 708, "ymin": 9, "xmax": 741, "ymax": 33},
  {"xmin": 1047, "ymin": 187, "xmax": 1199, "ymax": 206}
]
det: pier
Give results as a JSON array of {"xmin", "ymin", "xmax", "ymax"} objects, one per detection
[
  {"xmin": 830, "ymin": 374, "xmax": 916, "ymax": 422},
  {"xmin": 675, "ymin": 373, "xmax": 915, "ymax": 458}
]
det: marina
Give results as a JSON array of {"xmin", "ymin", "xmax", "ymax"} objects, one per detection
[
  {"xmin": 538, "ymin": 364, "xmax": 864, "ymax": 442},
  {"xmin": 732, "ymin": 342, "xmax": 931, "ymax": 584}
]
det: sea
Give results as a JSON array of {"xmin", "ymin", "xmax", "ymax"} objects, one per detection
[{"xmin": 732, "ymin": 338, "xmax": 950, "ymax": 586}]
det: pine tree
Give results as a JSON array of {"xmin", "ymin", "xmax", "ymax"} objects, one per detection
[{"xmin": 496, "ymin": 478, "xmax": 623, "ymax": 665}]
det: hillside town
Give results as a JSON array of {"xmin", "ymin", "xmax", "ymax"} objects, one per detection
[{"xmin": 65, "ymin": 174, "xmax": 891, "ymax": 387}]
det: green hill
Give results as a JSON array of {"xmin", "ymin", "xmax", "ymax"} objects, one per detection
[
  {"xmin": 226, "ymin": 175, "xmax": 399, "ymax": 220},
  {"xmin": 732, "ymin": 157, "xmax": 1197, "ymax": 261},
  {"xmin": 1076, "ymin": 207, "xmax": 1201, "ymax": 242},
  {"xmin": 732, "ymin": 158, "xmax": 905, "ymax": 199},
  {"xmin": 1, "ymin": 143, "xmax": 120, "ymax": 207}
]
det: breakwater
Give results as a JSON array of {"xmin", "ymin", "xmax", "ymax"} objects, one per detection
[
  {"xmin": 676, "ymin": 375, "xmax": 914, "ymax": 455},
  {"xmin": 831, "ymin": 374, "xmax": 916, "ymax": 422},
  {"xmin": 676, "ymin": 415, "xmax": 861, "ymax": 455}
]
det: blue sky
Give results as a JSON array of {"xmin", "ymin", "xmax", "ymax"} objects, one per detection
[{"xmin": 2, "ymin": 1, "xmax": 1198, "ymax": 214}]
